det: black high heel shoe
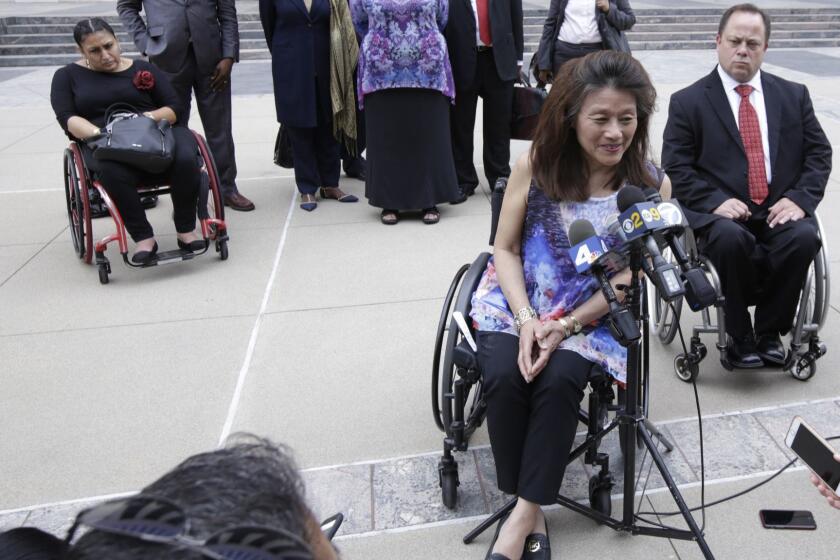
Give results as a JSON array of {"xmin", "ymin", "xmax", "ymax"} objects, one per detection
[
  {"xmin": 177, "ymin": 239, "xmax": 207, "ymax": 252},
  {"xmin": 131, "ymin": 241, "xmax": 158, "ymax": 264}
]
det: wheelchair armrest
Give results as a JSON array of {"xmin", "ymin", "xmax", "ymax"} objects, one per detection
[{"xmin": 453, "ymin": 338, "xmax": 479, "ymax": 372}]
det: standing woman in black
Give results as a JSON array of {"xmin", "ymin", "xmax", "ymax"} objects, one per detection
[
  {"xmin": 260, "ymin": 0, "xmax": 359, "ymax": 212},
  {"xmin": 50, "ymin": 18, "xmax": 203, "ymax": 264},
  {"xmin": 535, "ymin": 0, "xmax": 635, "ymax": 84}
]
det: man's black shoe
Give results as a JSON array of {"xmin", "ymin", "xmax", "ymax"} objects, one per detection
[
  {"xmin": 756, "ymin": 333, "xmax": 786, "ymax": 366},
  {"xmin": 451, "ymin": 184, "xmax": 477, "ymax": 205},
  {"xmin": 726, "ymin": 334, "xmax": 764, "ymax": 369}
]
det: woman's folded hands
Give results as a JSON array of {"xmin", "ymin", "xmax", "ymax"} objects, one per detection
[{"xmin": 518, "ymin": 320, "xmax": 565, "ymax": 383}]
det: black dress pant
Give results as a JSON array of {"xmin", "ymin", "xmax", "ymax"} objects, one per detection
[
  {"xmin": 285, "ymin": 76, "xmax": 341, "ymax": 196},
  {"xmin": 450, "ymin": 49, "xmax": 514, "ymax": 192},
  {"xmin": 551, "ymin": 40, "xmax": 603, "ymax": 74},
  {"xmin": 162, "ymin": 45, "xmax": 239, "ymax": 197},
  {"xmin": 696, "ymin": 213, "xmax": 820, "ymax": 338},
  {"xmin": 84, "ymin": 126, "xmax": 201, "ymax": 242},
  {"xmin": 477, "ymin": 331, "xmax": 592, "ymax": 505}
]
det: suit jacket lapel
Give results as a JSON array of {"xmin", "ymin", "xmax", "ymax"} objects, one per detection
[
  {"xmin": 703, "ymin": 69, "xmax": 744, "ymax": 153},
  {"xmin": 463, "ymin": 0, "xmax": 477, "ymax": 32},
  {"xmin": 291, "ymin": 0, "xmax": 312, "ymax": 20},
  {"xmin": 762, "ymin": 72, "xmax": 781, "ymax": 176}
]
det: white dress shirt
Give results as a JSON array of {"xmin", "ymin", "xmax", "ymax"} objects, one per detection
[
  {"xmin": 469, "ymin": 0, "xmax": 523, "ymax": 65},
  {"xmin": 717, "ymin": 64, "xmax": 772, "ymax": 184},
  {"xmin": 557, "ymin": 0, "xmax": 602, "ymax": 44}
]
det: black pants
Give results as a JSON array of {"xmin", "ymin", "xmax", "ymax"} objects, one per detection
[
  {"xmin": 84, "ymin": 126, "xmax": 201, "ymax": 242},
  {"xmin": 285, "ymin": 77, "xmax": 340, "ymax": 196},
  {"xmin": 551, "ymin": 40, "xmax": 603, "ymax": 74},
  {"xmin": 697, "ymin": 214, "xmax": 820, "ymax": 338},
  {"xmin": 477, "ymin": 331, "xmax": 592, "ymax": 505},
  {"xmin": 162, "ymin": 45, "xmax": 239, "ymax": 197},
  {"xmin": 450, "ymin": 49, "xmax": 514, "ymax": 192}
]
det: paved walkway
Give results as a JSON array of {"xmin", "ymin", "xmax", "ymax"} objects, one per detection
[{"xmin": 1, "ymin": 1, "xmax": 839, "ymax": 558}]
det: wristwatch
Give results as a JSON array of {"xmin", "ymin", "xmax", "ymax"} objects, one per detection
[
  {"xmin": 514, "ymin": 306, "xmax": 538, "ymax": 331},
  {"xmin": 569, "ymin": 314, "xmax": 583, "ymax": 334}
]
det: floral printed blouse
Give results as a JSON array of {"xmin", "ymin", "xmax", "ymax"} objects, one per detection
[
  {"xmin": 470, "ymin": 183, "xmax": 630, "ymax": 383},
  {"xmin": 350, "ymin": 0, "xmax": 455, "ymax": 107}
]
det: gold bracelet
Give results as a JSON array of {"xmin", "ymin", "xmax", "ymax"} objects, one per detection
[
  {"xmin": 514, "ymin": 306, "xmax": 538, "ymax": 331},
  {"xmin": 569, "ymin": 314, "xmax": 583, "ymax": 334},
  {"xmin": 557, "ymin": 317, "xmax": 571, "ymax": 337}
]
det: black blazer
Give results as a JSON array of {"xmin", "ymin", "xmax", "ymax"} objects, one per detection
[
  {"xmin": 444, "ymin": 0, "xmax": 524, "ymax": 89},
  {"xmin": 662, "ymin": 68, "xmax": 832, "ymax": 230},
  {"xmin": 535, "ymin": 0, "xmax": 635, "ymax": 72},
  {"xmin": 259, "ymin": 0, "xmax": 332, "ymax": 128}
]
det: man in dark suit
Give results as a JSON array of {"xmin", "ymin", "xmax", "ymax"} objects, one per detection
[
  {"xmin": 118, "ymin": 0, "xmax": 255, "ymax": 211},
  {"xmin": 663, "ymin": 3, "xmax": 832, "ymax": 369},
  {"xmin": 445, "ymin": 0, "xmax": 524, "ymax": 202}
]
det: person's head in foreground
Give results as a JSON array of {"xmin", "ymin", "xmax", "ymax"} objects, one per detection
[
  {"xmin": 531, "ymin": 49, "xmax": 659, "ymax": 201},
  {"xmin": 716, "ymin": 3, "xmax": 771, "ymax": 84},
  {"xmin": 66, "ymin": 436, "xmax": 338, "ymax": 560}
]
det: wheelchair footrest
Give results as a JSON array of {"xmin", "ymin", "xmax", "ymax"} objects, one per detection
[{"xmin": 142, "ymin": 248, "xmax": 196, "ymax": 267}]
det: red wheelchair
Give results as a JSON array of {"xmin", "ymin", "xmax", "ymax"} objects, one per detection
[{"xmin": 63, "ymin": 131, "xmax": 229, "ymax": 284}]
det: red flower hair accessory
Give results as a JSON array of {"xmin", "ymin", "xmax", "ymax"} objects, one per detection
[{"xmin": 132, "ymin": 70, "xmax": 155, "ymax": 91}]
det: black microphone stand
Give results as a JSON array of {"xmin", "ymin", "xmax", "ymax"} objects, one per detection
[{"xmin": 463, "ymin": 242, "xmax": 715, "ymax": 559}]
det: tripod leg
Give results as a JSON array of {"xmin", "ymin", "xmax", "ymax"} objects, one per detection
[
  {"xmin": 642, "ymin": 419, "xmax": 674, "ymax": 452},
  {"xmin": 638, "ymin": 425, "xmax": 715, "ymax": 559},
  {"xmin": 463, "ymin": 496, "xmax": 517, "ymax": 544}
]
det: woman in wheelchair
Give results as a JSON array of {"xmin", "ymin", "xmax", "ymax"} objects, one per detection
[
  {"xmin": 468, "ymin": 51, "xmax": 670, "ymax": 559},
  {"xmin": 50, "ymin": 18, "xmax": 204, "ymax": 264}
]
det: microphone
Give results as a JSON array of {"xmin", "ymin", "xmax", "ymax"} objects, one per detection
[
  {"xmin": 568, "ymin": 219, "xmax": 640, "ymax": 346},
  {"xmin": 642, "ymin": 187, "xmax": 717, "ymax": 311},
  {"xmin": 616, "ymin": 186, "xmax": 685, "ymax": 302}
]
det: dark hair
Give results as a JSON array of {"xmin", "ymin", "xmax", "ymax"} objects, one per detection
[
  {"xmin": 718, "ymin": 3, "xmax": 771, "ymax": 42},
  {"xmin": 72, "ymin": 18, "xmax": 116, "ymax": 46},
  {"xmin": 530, "ymin": 51, "xmax": 657, "ymax": 201},
  {"xmin": 0, "ymin": 527, "xmax": 66, "ymax": 560},
  {"xmin": 68, "ymin": 436, "xmax": 315, "ymax": 559}
]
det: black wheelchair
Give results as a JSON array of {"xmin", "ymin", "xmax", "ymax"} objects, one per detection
[
  {"xmin": 648, "ymin": 215, "xmax": 829, "ymax": 382},
  {"xmin": 430, "ymin": 181, "xmax": 631, "ymax": 514},
  {"xmin": 63, "ymin": 130, "xmax": 229, "ymax": 284}
]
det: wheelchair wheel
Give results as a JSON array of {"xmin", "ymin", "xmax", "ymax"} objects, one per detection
[
  {"xmin": 193, "ymin": 131, "xmax": 225, "ymax": 238},
  {"xmin": 432, "ymin": 263, "xmax": 469, "ymax": 432},
  {"xmin": 674, "ymin": 354, "xmax": 699, "ymax": 383},
  {"xmin": 217, "ymin": 239, "xmax": 229, "ymax": 261},
  {"xmin": 63, "ymin": 146, "xmax": 93, "ymax": 263},
  {"xmin": 589, "ymin": 476, "xmax": 612, "ymax": 517},
  {"xmin": 646, "ymin": 252, "xmax": 683, "ymax": 345},
  {"xmin": 98, "ymin": 263, "xmax": 109, "ymax": 284},
  {"xmin": 441, "ymin": 468, "xmax": 459, "ymax": 510}
]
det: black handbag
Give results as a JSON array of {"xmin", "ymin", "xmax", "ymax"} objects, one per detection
[
  {"xmin": 510, "ymin": 74, "xmax": 548, "ymax": 141},
  {"xmin": 87, "ymin": 103, "xmax": 175, "ymax": 173},
  {"xmin": 273, "ymin": 124, "xmax": 294, "ymax": 169}
]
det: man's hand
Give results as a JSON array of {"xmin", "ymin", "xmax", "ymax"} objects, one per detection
[
  {"xmin": 210, "ymin": 58, "xmax": 234, "ymax": 92},
  {"xmin": 767, "ymin": 197, "xmax": 805, "ymax": 228},
  {"xmin": 596, "ymin": 0, "xmax": 610, "ymax": 13},
  {"xmin": 712, "ymin": 198, "xmax": 751, "ymax": 221}
]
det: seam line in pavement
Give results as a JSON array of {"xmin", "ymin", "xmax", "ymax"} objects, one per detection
[
  {"xmin": 262, "ymin": 296, "xmax": 447, "ymax": 317},
  {"xmin": 217, "ymin": 191, "xmax": 296, "ymax": 446},
  {"xmin": 0, "ymin": 226, "xmax": 64, "ymax": 288}
]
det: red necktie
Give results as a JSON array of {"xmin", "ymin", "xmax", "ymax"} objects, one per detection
[
  {"xmin": 735, "ymin": 84, "xmax": 768, "ymax": 205},
  {"xmin": 477, "ymin": 0, "xmax": 492, "ymax": 45}
]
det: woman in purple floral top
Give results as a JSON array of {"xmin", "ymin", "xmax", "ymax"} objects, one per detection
[{"xmin": 351, "ymin": 0, "xmax": 460, "ymax": 225}]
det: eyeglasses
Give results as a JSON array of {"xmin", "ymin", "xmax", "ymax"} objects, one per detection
[{"xmin": 63, "ymin": 495, "xmax": 341, "ymax": 560}]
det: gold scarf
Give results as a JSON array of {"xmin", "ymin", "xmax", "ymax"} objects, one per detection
[{"xmin": 329, "ymin": 0, "xmax": 359, "ymax": 155}]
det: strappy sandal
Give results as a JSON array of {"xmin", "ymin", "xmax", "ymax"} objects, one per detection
[
  {"xmin": 300, "ymin": 193, "xmax": 317, "ymax": 212},
  {"xmin": 422, "ymin": 207, "xmax": 440, "ymax": 225},
  {"xmin": 319, "ymin": 186, "xmax": 358, "ymax": 203},
  {"xmin": 380, "ymin": 209, "xmax": 399, "ymax": 225}
]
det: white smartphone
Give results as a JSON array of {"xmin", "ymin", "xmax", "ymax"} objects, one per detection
[{"xmin": 785, "ymin": 416, "xmax": 840, "ymax": 496}]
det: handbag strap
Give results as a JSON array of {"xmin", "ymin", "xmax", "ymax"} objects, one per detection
[{"xmin": 103, "ymin": 102, "xmax": 143, "ymax": 124}]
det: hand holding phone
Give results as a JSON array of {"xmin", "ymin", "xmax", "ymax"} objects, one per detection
[{"xmin": 785, "ymin": 417, "xmax": 840, "ymax": 504}]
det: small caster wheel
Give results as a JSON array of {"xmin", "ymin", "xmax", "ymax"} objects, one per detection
[
  {"xmin": 693, "ymin": 343, "xmax": 707, "ymax": 361},
  {"xmin": 789, "ymin": 356, "xmax": 816, "ymax": 381},
  {"xmin": 441, "ymin": 470, "xmax": 459, "ymax": 510},
  {"xmin": 675, "ymin": 354, "xmax": 699, "ymax": 382},
  {"xmin": 589, "ymin": 476, "xmax": 612, "ymax": 516},
  {"xmin": 217, "ymin": 240, "xmax": 229, "ymax": 261},
  {"xmin": 98, "ymin": 264, "xmax": 109, "ymax": 284}
]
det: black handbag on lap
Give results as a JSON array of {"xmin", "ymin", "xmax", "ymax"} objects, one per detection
[
  {"xmin": 510, "ymin": 74, "xmax": 548, "ymax": 142},
  {"xmin": 87, "ymin": 103, "xmax": 175, "ymax": 173},
  {"xmin": 273, "ymin": 124, "xmax": 294, "ymax": 169}
]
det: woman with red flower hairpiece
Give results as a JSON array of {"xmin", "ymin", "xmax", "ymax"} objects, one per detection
[{"xmin": 50, "ymin": 17, "xmax": 205, "ymax": 263}]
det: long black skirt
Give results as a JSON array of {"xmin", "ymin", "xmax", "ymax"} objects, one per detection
[{"xmin": 364, "ymin": 88, "xmax": 460, "ymax": 210}]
